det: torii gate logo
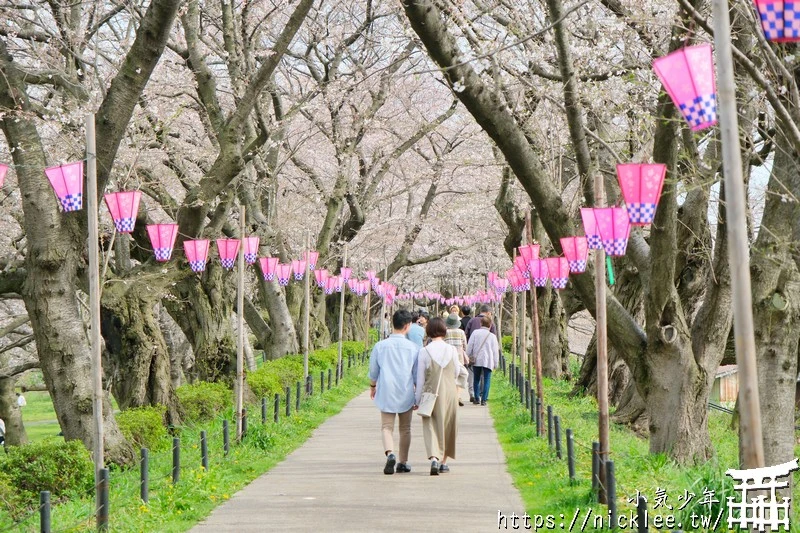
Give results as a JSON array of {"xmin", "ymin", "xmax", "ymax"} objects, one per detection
[{"xmin": 725, "ymin": 458, "xmax": 799, "ymax": 531}]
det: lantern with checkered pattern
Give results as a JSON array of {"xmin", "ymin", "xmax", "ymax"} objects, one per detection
[
  {"xmin": 616, "ymin": 163, "xmax": 666, "ymax": 225},
  {"xmin": 653, "ymin": 44, "xmax": 717, "ymax": 131},
  {"xmin": 593, "ymin": 207, "xmax": 631, "ymax": 257},
  {"xmin": 513, "ymin": 267, "xmax": 531, "ymax": 291},
  {"xmin": 146, "ymin": 224, "xmax": 178, "ymax": 262},
  {"xmin": 259, "ymin": 257, "xmax": 278, "ymax": 281},
  {"xmin": 104, "ymin": 191, "xmax": 141, "ymax": 233},
  {"xmin": 216, "ymin": 239, "xmax": 240, "ymax": 270},
  {"xmin": 755, "ymin": 0, "xmax": 800, "ymax": 41},
  {"xmin": 359, "ymin": 280, "xmax": 371, "ymax": 296},
  {"xmin": 518, "ymin": 243, "xmax": 539, "ymax": 267},
  {"xmin": 347, "ymin": 278, "xmax": 359, "ymax": 293},
  {"xmin": 494, "ymin": 277, "xmax": 509, "ymax": 294},
  {"xmin": 305, "ymin": 250, "xmax": 319, "ymax": 270},
  {"xmin": 581, "ymin": 207, "xmax": 602, "ymax": 250},
  {"xmin": 184, "ymin": 240, "xmax": 210, "ymax": 273},
  {"xmin": 560, "ymin": 236, "xmax": 589, "ymax": 273},
  {"xmin": 243, "ymin": 237, "xmax": 259, "ymax": 264},
  {"xmin": 276, "ymin": 263, "xmax": 292, "ymax": 286},
  {"xmin": 514, "ymin": 256, "xmax": 530, "ymax": 278},
  {"xmin": 324, "ymin": 277, "xmax": 336, "ymax": 295},
  {"xmin": 340, "ymin": 267, "xmax": 352, "ymax": 283},
  {"xmin": 546, "ymin": 257, "xmax": 570, "ymax": 290},
  {"xmin": 291, "ymin": 259, "xmax": 307, "ymax": 281},
  {"xmin": 0, "ymin": 163, "xmax": 8, "ymax": 188},
  {"xmin": 45, "ymin": 161, "xmax": 84, "ymax": 212},
  {"xmin": 529, "ymin": 259, "xmax": 549, "ymax": 287},
  {"xmin": 314, "ymin": 269, "xmax": 329, "ymax": 288}
]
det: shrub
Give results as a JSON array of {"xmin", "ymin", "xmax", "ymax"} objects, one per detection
[
  {"xmin": 1, "ymin": 439, "xmax": 94, "ymax": 501},
  {"xmin": 247, "ymin": 367, "xmax": 283, "ymax": 400},
  {"xmin": 308, "ymin": 347, "xmax": 338, "ymax": 371},
  {"xmin": 176, "ymin": 381, "xmax": 232, "ymax": 423},
  {"xmin": 264, "ymin": 357, "xmax": 304, "ymax": 388},
  {"xmin": 342, "ymin": 341, "xmax": 365, "ymax": 358},
  {"xmin": 117, "ymin": 405, "xmax": 168, "ymax": 451},
  {"xmin": 243, "ymin": 423, "xmax": 276, "ymax": 451},
  {"xmin": 0, "ymin": 471, "xmax": 25, "ymax": 519},
  {"xmin": 502, "ymin": 335, "xmax": 513, "ymax": 354}
]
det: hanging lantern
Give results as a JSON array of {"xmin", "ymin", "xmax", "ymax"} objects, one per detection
[
  {"xmin": 518, "ymin": 244, "xmax": 540, "ymax": 267},
  {"xmin": 359, "ymin": 280, "xmax": 370, "ymax": 295},
  {"xmin": 259, "ymin": 257, "xmax": 279, "ymax": 281},
  {"xmin": 594, "ymin": 207, "xmax": 631, "ymax": 257},
  {"xmin": 487, "ymin": 272, "xmax": 498, "ymax": 286},
  {"xmin": 529, "ymin": 259, "xmax": 549, "ymax": 287},
  {"xmin": 314, "ymin": 269, "xmax": 329, "ymax": 288},
  {"xmin": 146, "ymin": 224, "xmax": 178, "ymax": 262},
  {"xmin": 560, "ymin": 236, "xmax": 589, "ymax": 273},
  {"xmin": 347, "ymin": 278, "xmax": 359, "ymax": 293},
  {"xmin": 546, "ymin": 257, "xmax": 570, "ymax": 290},
  {"xmin": 184, "ymin": 239, "xmax": 210, "ymax": 273},
  {"xmin": 292, "ymin": 259, "xmax": 307, "ymax": 281},
  {"xmin": 494, "ymin": 278, "xmax": 509, "ymax": 293},
  {"xmin": 335, "ymin": 275, "xmax": 344, "ymax": 293},
  {"xmin": 45, "ymin": 161, "xmax": 84, "ymax": 212},
  {"xmin": 754, "ymin": 0, "xmax": 800, "ymax": 41},
  {"xmin": 514, "ymin": 256, "xmax": 530, "ymax": 279},
  {"xmin": 276, "ymin": 263, "xmax": 292, "ymax": 286},
  {"xmin": 103, "ymin": 191, "xmax": 141, "ymax": 233},
  {"xmin": 0, "ymin": 163, "xmax": 7, "ymax": 188},
  {"xmin": 243, "ymin": 237, "xmax": 259, "ymax": 264},
  {"xmin": 653, "ymin": 44, "xmax": 717, "ymax": 131},
  {"xmin": 304, "ymin": 250, "xmax": 320, "ymax": 270},
  {"xmin": 216, "ymin": 239, "xmax": 240, "ymax": 269},
  {"xmin": 365, "ymin": 270, "xmax": 376, "ymax": 281},
  {"xmin": 581, "ymin": 207, "xmax": 602, "ymax": 250},
  {"xmin": 340, "ymin": 267, "xmax": 352, "ymax": 283},
  {"xmin": 616, "ymin": 163, "xmax": 667, "ymax": 225}
]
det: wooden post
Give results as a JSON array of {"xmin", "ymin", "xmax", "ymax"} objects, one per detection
[
  {"xmin": 496, "ymin": 292, "xmax": 504, "ymax": 348},
  {"xmin": 336, "ymin": 245, "xmax": 347, "ymax": 374},
  {"xmin": 382, "ymin": 266, "xmax": 388, "ymax": 339},
  {"xmin": 521, "ymin": 290, "xmax": 528, "ymax": 382},
  {"xmin": 235, "ymin": 204, "xmax": 245, "ymax": 441},
  {"xmin": 711, "ymin": 0, "xmax": 764, "ymax": 469},
  {"xmin": 525, "ymin": 213, "xmax": 544, "ymax": 436},
  {"xmin": 303, "ymin": 231, "xmax": 311, "ymax": 380},
  {"xmin": 511, "ymin": 251, "xmax": 518, "ymax": 368},
  {"xmin": 364, "ymin": 287, "xmax": 371, "ymax": 353},
  {"xmin": 86, "ymin": 113, "xmax": 105, "ymax": 521}
]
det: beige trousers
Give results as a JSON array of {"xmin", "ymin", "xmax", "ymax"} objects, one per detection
[{"xmin": 381, "ymin": 408, "xmax": 413, "ymax": 463}]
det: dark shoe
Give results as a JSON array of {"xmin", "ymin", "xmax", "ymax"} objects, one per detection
[
  {"xmin": 458, "ymin": 400, "xmax": 464, "ymax": 406},
  {"xmin": 480, "ymin": 400, "xmax": 486, "ymax": 406},
  {"xmin": 430, "ymin": 460, "xmax": 439, "ymax": 476},
  {"xmin": 469, "ymin": 396, "xmax": 475, "ymax": 403},
  {"xmin": 395, "ymin": 463, "xmax": 411, "ymax": 473},
  {"xmin": 471, "ymin": 397, "xmax": 479, "ymax": 404},
  {"xmin": 438, "ymin": 464, "xmax": 450, "ymax": 473},
  {"xmin": 384, "ymin": 453, "xmax": 396, "ymax": 475}
]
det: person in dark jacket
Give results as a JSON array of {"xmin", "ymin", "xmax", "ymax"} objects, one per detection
[
  {"xmin": 459, "ymin": 306, "xmax": 472, "ymax": 331},
  {"xmin": 464, "ymin": 305, "xmax": 497, "ymax": 341}
]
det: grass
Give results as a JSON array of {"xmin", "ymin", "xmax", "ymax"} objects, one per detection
[
  {"xmin": 490, "ymin": 370, "xmax": 800, "ymax": 531},
  {"xmin": 2, "ymin": 363, "xmax": 370, "ymax": 532}
]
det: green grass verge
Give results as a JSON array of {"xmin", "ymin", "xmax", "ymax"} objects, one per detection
[
  {"xmin": 3, "ymin": 364, "xmax": 369, "ymax": 532},
  {"xmin": 490, "ymin": 371, "xmax": 800, "ymax": 532}
]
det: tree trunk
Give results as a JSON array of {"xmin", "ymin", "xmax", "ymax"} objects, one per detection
[
  {"xmin": 256, "ymin": 276, "xmax": 299, "ymax": 360},
  {"xmin": 326, "ymin": 292, "xmax": 366, "ymax": 344},
  {"xmin": 538, "ymin": 288, "xmax": 569, "ymax": 379},
  {"xmin": 159, "ymin": 306, "xmax": 192, "ymax": 389},
  {"xmin": 0, "ymin": 377, "xmax": 27, "ymax": 445}
]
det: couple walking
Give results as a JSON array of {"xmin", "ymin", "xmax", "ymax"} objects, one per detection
[{"xmin": 368, "ymin": 310, "xmax": 468, "ymax": 476}]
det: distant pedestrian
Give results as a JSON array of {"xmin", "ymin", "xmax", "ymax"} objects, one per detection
[
  {"xmin": 407, "ymin": 312, "xmax": 425, "ymax": 347},
  {"xmin": 466, "ymin": 315, "xmax": 500, "ymax": 406},
  {"xmin": 459, "ymin": 305, "xmax": 472, "ymax": 331},
  {"xmin": 464, "ymin": 304, "xmax": 496, "ymax": 341},
  {"xmin": 444, "ymin": 313, "xmax": 471, "ymax": 405},
  {"xmin": 15, "ymin": 393, "xmax": 25, "ymax": 409},
  {"xmin": 448, "ymin": 305, "xmax": 460, "ymax": 316},
  {"xmin": 369, "ymin": 310, "xmax": 419, "ymax": 475},
  {"xmin": 0, "ymin": 417, "xmax": 5, "ymax": 448},
  {"xmin": 415, "ymin": 317, "xmax": 467, "ymax": 475}
]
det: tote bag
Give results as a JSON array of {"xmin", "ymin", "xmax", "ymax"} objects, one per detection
[{"xmin": 417, "ymin": 349, "xmax": 442, "ymax": 418}]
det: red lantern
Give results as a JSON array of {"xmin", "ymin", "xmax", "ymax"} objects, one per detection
[
  {"xmin": 593, "ymin": 207, "xmax": 631, "ymax": 256},
  {"xmin": 45, "ymin": 161, "xmax": 83, "ymax": 212},
  {"xmin": 581, "ymin": 207, "xmax": 602, "ymax": 250},
  {"xmin": 616, "ymin": 163, "xmax": 667, "ymax": 225},
  {"xmin": 104, "ymin": 191, "xmax": 141, "ymax": 233},
  {"xmin": 216, "ymin": 239, "xmax": 240, "ymax": 269},
  {"xmin": 291, "ymin": 259, "xmax": 307, "ymax": 281},
  {"xmin": 184, "ymin": 239, "xmax": 210, "ymax": 272},
  {"xmin": 276, "ymin": 263, "xmax": 292, "ymax": 286},
  {"xmin": 259, "ymin": 257, "xmax": 278, "ymax": 281},
  {"xmin": 653, "ymin": 44, "xmax": 717, "ymax": 131},
  {"xmin": 546, "ymin": 257, "xmax": 570, "ymax": 290},
  {"xmin": 754, "ymin": 0, "xmax": 800, "ymax": 41},
  {"xmin": 314, "ymin": 269, "xmax": 329, "ymax": 288},
  {"xmin": 305, "ymin": 250, "xmax": 320, "ymax": 270},
  {"xmin": 243, "ymin": 237, "xmax": 259, "ymax": 264},
  {"xmin": 529, "ymin": 259, "xmax": 549, "ymax": 287},
  {"xmin": 0, "ymin": 163, "xmax": 8, "ymax": 188},
  {"xmin": 560, "ymin": 236, "xmax": 589, "ymax": 273},
  {"xmin": 146, "ymin": 224, "xmax": 178, "ymax": 262}
]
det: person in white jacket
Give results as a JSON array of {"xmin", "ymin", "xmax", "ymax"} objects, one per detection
[{"xmin": 466, "ymin": 315, "xmax": 499, "ymax": 406}]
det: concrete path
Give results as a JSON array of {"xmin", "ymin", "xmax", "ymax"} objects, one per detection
[{"xmin": 192, "ymin": 390, "xmax": 525, "ymax": 532}]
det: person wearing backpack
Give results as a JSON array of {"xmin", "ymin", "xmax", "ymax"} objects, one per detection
[{"xmin": 466, "ymin": 315, "xmax": 500, "ymax": 406}]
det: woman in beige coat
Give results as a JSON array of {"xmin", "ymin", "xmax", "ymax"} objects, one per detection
[{"xmin": 415, "ymin": 317, "xmax": 468, "ymax": 475}]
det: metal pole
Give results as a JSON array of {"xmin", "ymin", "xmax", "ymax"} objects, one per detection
[
  {"xmin": 303, "ymin": 231, "xmax": 311, "ymax": 380},
  {"xmin": 526, "ymin": 213, "xmax": 544, "ymax": 436},
  {"xmin": 200, "ymin": 430, "xmax": 208, "ymax": 471},
  {"xmin": 40, "ymin": 491, "xmax": 50, "ymax": 533},
  {"xmin": 86, "ymin": 114, "xmax": 105, "ymax": 504},
  {"xmin": 236, "ymin": 204, "xmax": 246, "ymax": 442},
  {"xmin": 711, "ymin": 0, "xmax": 764, "ymax": 469},
  {"xmin": 140, "ymin": 448, "xmax": 149, "ymax": 503},
  {"xmin": 97, "ymin": 468, "xmax": 109, "ymax": 531}
]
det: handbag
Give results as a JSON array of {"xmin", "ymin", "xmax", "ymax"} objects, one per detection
[
  {"xmin": 417, "ymin": 349, "xmax": 443, "ymax": 418},
  {"xmin": 468, "ymin": 330, "xmax": 491, "ymax": 366}
]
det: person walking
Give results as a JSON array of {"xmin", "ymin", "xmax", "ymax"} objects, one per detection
[
  {"xmin": 415, "ymin": 317, "xmax": 467, "ymax": 475},
  {"xmin": 464, "ymin": 304, "xmax": 496, "ymax": 340},
  {"xmin": 15, "ymin": 392, "xmax": 25, "ymax": 409},
  {"xmin": 466, "ymin": 315, "xmax": 500, "ymax": 406},
  {"xmin": 369, "ymin": 310, "xmax": 419, "ymax": 475},
  {"xmin": 406, "ymin": 312, "xmax": 425, "ymax": 348},
  {"xmin": 459, "ymin": 305, "xmax": 472, "ymax": 331},
  {"xmin": 444, "ymin": 313, "xmax": 471, "ymax": 405}
]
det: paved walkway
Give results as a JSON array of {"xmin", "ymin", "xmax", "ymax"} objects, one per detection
[{"xmin": 192, "ymin": 389, "xmax": 525, "ymax": 532}]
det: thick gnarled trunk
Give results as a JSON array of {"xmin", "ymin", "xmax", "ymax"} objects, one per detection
[{"xmin": 0, "ymin": 377, "xmax": 27, "ymax": 445}]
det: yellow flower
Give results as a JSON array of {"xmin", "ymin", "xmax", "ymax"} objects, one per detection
[{"xmin": 223, "ymin": 494, "xmax": 230, "ymax": 500}]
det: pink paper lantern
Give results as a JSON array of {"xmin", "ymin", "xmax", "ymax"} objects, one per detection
[
  {"xmin": 581, "ymin": 207, "xmax": 602, "ymax": 250},
  {"xmin": 216, "ymin": 239, "xmax": 240, "ymax": 269},
  {"xmin": 593, "ymin": 207, "xmax": 631, "ymax": 257},
  {"xmin": 45, "ymin": 161, "xmax": 83, "ymax": 212},
  {"xmin": 104, "ymin": 191, "xmax": 141, "ymax": 233},
  {"xmin": 616, "ymin": 163, "xmax": 667, "ymax": 225},
  {"xmin": 314, "ymin": 269, "xmax": 329, "ymax": 288},
  {"xmin": 184, "ymin": 239, "xmax": 210, "ymax": 272},
  {"xmin": 487, "ymin": 272, "xmax": 497, "ymax": 286},
  {"xmin": 292, "ymin": 259, "xmax": 307, "ymax": 281},
  {"xmin": 0, "ymin": 163, "xmax": 8, "ymax": 188},
  {"xmin": 754, "ymin": 0, "xmax": 800, "ymax": 42},
  {"xmin": 146, "ymin": 224, "xmax": 178, "ymax": 262},
  {"xmin": 365, "ymin": 270, "xmax": 376, "ymax": 281},
  {"xmin": 514, "ymin": 256, "xmax": 530, "ymax": 279},
  {"xmin": 340, "ymin": 267, "xmax": 352, "ymax": 283},
  {"xmin": 494, "ymin": 278, "xmax": 509, "ymax": 293},
  {"xmin": 324, "ymin": 277, "xmax": 336, "ymax": 295},
  {"xmin": 259, "ymin": 257, "xmax": 278, "ymax": 281},
  {"xmin": 359, "ymin": 280, "xmax": 370, "ymax": 295},
  {"xmin": 560, "ymin": 236, "xmax": 589, "ymax": 273},
  {"xmin": 653, "ymin": 44, "xmax": 717, "ymax": 131},
  {"xmin": 347, "ymin": 278, "xmax": 359, "ymax": 293},
  {"xmin": 518, "ymin": 244, "xmax": 540, "ymax": 267},
  {"xmin": 335, "ymin": 275, "xmax": 344, "ymax": 293},
  {"xmin": 276, "ymin": 263, "xmax": 292, "ymax": 286},
  {"xmin": 243, "ymin": 237, "xmax": 259, "ymax": 264},
  {"xmin": 546, "ymin": 257, "xmax": 570, "ymax": 290},
  {"xmin": 304, "ymin": 250, "xmax": 320, "ymax": 270},
  {"xmin": 529, "ymin": 259, "xmax": 549, "ymax": 287}
]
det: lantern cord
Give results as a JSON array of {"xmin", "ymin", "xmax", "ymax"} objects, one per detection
[{"xmin": 606, "ymin": 256, "xmax": 615, "ymax": 286}]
